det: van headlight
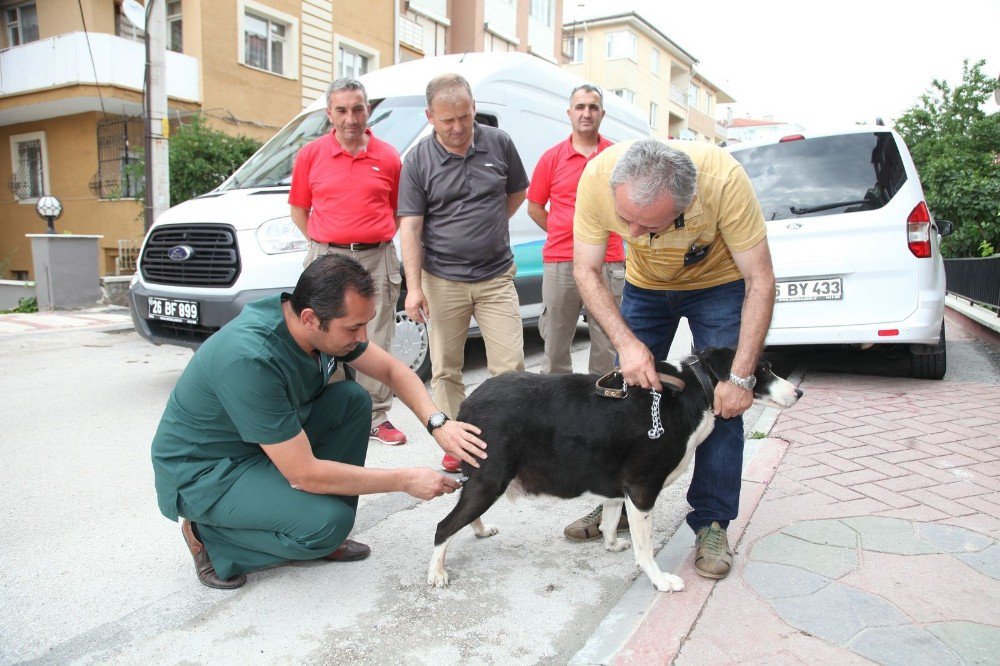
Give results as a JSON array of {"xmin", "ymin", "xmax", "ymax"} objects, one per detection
[{"xmin": 257, "ymin": 217, "xmax": 308, "ymax": 254}]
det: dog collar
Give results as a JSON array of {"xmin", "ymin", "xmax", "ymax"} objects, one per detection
[
  {"xmin": 594, "ymin": 369, "xmax": 686, "ymax": 400},
  {"xmin": 681, "ymin": 355, "xmax": 715, "ymax": 404}
]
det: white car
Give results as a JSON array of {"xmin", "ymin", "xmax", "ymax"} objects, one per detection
[{"xmin": 727, "ymin": 126, "xmax": 953, "ymax": 379}]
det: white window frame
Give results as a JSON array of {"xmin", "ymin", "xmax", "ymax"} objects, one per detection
[
  {"xmin": 237, "ymin": 0, "xmax": 299, "ymax": 80},
  {"xmin": 9, "ymin": 130, "xmax": 50, "ymax": 204},
  {"xmin": 650, "ymin": 48, "xmax": 660, "ymax": 76},
  {"xmin": 605, "ymin": 30, "xmax": 637, "ymax": 62},
  {"xmin": 569, "ymin": 35, "xmax": 584, "ymax": 63},
  {"xmin": 166, "ymin": 0, "xmax": 182, "ymax": 53},
  {"xmin": 610, "ymin": 88, "xmax": 637, "ymax": 106},
  {"xmin": 529, "ymin": 0, "xmax": 554, "ymax": 27},
  {"xmin": 334, "ymin": 34, "xmax": 380, "ymax": 80},
  {"xmin": 649, "ymin": 101, "xmax": 659, "ymax": 129},
  {"xmin": 687, "ymin": 83, "xmax": 700, "ymax": 108},
  {"xmin": 5, "ymin": 2, "xmax": 38, "ymax": 47}
]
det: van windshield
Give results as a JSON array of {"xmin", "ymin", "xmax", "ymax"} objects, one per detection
[
  {"xmin": 218, "ymin": 95, "xmax": 429, "ymax": 191},
  {"xmin": 729, "ymin": 132, "xmax": 908, "ymax": 221}
]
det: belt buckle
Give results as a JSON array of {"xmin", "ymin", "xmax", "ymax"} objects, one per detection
[{"xmin": 349, "ymin": 242, "xmax": 362, "ymax": 251}]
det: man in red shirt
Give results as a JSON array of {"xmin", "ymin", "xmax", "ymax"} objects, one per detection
[
  {"xmin": 527, "ymin": 84, "xmax": 625, "ymax": 377},
  {"xmin": 289, "ymin": 78, "xmax": 407, "ymax": 445}
]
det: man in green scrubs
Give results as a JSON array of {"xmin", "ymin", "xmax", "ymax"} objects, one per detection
[{"xmin": 152, "ymin": 254, "xmax": 487, "ymax": 589}]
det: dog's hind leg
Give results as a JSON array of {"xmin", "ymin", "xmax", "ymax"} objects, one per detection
[
  {"xmin": 428, "ymin": 478, "xmax": 505, "ymax": 588},
  {"xmin": 624, "ymin": 495, "xmax": 684, "ymax": 593},
  {"xmin": 599, "ymin": 498, "xmax": 631, "ymax": 552}
]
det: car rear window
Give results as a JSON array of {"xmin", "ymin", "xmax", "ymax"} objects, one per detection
[{"xmin": 729, "ymin": 132, "xmax": 908, "ymax": 221}]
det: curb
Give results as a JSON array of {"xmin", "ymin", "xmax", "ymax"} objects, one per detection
[{"xmin": 570, "ymin": 367, "xmax": 806, "ymax": 665}]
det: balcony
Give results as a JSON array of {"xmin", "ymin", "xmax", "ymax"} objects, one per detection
[{"xmin": 0, "ymin": 32, "xmax": 199, "ymax": 125}]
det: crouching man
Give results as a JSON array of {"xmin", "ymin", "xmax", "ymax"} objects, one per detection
[{"xmin": 151, "ymin": 254, "xmax": 486, "ymax": 589}]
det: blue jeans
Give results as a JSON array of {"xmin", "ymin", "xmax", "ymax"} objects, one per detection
[{"xmin": 620, "ymin": 279, "xmax": 746, "ymax": 533}]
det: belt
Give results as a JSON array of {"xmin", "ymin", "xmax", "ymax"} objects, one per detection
[{"xmin": 324, "ymin": 241, "xmax": 387, "ymax": 251}]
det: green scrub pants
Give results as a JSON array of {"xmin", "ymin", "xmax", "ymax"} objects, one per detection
[{"xmin": 179, "ymin": 380, "xmax": 372, "ymax": 579}]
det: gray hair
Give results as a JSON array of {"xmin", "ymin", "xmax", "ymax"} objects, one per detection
[
  {"xmin": 610, "ymin": 139, "xmax": 697, "ymax": 209},
  {"xmin": 326, "ymin": 77, "xmax": 368, "ymax": 106},
  {"xmin": 425, "ymin": 73, "xmax": 474, "ymax": 108},
  {"xmin": 570, "ymin": 83, "xmax": 604, "ymax": 106}
]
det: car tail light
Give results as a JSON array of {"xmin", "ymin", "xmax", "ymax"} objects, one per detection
[
  {"xmin": 907, "ymin": 201, "xmax": 932, "ymax": 258},
  {"xmin": 878, "ymin": 329, "xmax": 900, "ymax": 337},
  {"xmin": 779, "ymin": 134, "xmax": 805, "ymax": 142}
]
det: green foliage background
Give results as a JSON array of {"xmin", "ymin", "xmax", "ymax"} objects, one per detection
[
  {"xmin": 894, "ymin": 60, "xmax": 1000, "ymax": 258},
  {"xmin": 128, "ymin": 114, "xmax": 262, "ymax": 207}
]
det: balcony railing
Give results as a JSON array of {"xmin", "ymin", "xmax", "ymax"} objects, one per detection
[
  {"xmin": 669, "ymin": 84, "xmax": 687, "ymax": 106},
  {"xmin": 0, "ymin": 32, "xmax": 199, "ymax": 101}
]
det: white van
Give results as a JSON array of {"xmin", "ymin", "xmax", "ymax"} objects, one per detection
[{"xmin": 128, "ymin": 52, "xmax": 650, "ymax": 378}]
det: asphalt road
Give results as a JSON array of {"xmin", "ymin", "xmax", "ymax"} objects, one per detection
[{"xmin": 1, "ymin": 313, "xmax": 995, "ymax": 663}]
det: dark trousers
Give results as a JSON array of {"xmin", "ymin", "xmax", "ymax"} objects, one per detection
[
  {"xmin": 180, "ymin": 381, "xmax": 372, "ymax": 579},
  {"xmin": 619, "ymin": 279, "xmax": 746, "ymax": 533}
]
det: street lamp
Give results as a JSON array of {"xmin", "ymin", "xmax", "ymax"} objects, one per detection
[{"xmin": 35, "ymin": 195, "xmax": 63, "ymax": 234}]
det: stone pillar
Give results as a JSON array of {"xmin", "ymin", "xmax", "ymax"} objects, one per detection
[{"xmin": 27, "ymin": 234, "xmax": 104, "ymax": 310}]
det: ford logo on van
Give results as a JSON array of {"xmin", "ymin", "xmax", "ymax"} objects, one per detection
[{"xmin": 167, "ymin": 245, "xmax": 194, "ymax": 261}]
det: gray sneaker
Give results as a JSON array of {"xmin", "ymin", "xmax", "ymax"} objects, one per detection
[
  {"xmin": 694, "ymin": 522, "xmax": 733, "ymax": 578},
  {"xmin": 564, "ymin": 504, "xmax": 629, "ymax": 542}
]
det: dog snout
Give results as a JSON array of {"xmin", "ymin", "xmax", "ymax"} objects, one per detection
[{"xmin": 795, "ymin": 388, "xmax": 804, "ymax": 399}]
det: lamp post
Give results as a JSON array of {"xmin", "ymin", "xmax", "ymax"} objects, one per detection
[{"xmin": 35, "ymin": 195, "xmax": 63, "ymax": 234}]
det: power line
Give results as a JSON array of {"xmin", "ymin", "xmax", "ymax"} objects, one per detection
[{"xmin": 77, "ymin": 0, "xmax": 107, "ymax": 118}]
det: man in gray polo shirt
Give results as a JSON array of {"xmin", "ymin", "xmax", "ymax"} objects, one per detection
[{"xmin": 399, "ymin": 73, "xmax": 529, "ymax": 473}]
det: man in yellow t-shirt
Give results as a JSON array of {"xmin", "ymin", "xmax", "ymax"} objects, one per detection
[{"xmin": 566, "ymin": 138, "xmax": 776, "ymax": 580}]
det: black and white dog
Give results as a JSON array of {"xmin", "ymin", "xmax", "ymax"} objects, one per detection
[{"xmin": 427, "ymin": 347, "xmax": 802, "ymax": 592}]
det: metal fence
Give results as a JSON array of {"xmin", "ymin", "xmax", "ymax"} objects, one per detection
[{"xmin": 944, "ymin": 255, "xmax": 1000, "ymax": 312}]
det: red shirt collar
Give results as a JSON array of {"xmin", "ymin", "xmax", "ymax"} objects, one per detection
[
  {"xmin": 562, "ymin": 133, "xmax": 612, "ymax": 158},
  {"xmin": 328, "ymin": 128, "xmax": 378, "ymax": 159}
]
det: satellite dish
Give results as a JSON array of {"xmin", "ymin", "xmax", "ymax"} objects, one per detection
[{"xmin": 121, "ymin": 0, "xmax": 146, "ymax": 30}]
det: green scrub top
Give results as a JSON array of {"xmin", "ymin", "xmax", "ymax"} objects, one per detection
[{"xmin": 151, "ymin": 294, "xmax": 367, "ymax": 520}]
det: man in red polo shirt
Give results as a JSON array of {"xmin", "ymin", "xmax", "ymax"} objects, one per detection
[
  {"xmin": 527, "ymin": 84, "xmax": 624, "ymax": 377},
  {"xmin": 289, "ymin": 77, "xmax": 407, "ymax": 445}
]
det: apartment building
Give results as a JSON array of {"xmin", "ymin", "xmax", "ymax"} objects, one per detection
[
  {"xmin": 0, "ymin": 0, "xmax": 567, "ymax": 281},
  {"xmin": 0, "ymin": 0, "xmax": 395, "ymax": 280},
  {"xmin": 561, "ymin": 11, "xmax": 732, "ymax": 143}
]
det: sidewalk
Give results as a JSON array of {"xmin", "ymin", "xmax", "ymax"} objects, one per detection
[
  {"xmin": 575, "ymin": 367, "xmax": 1000, "ymax": 662},
  {"xmin": 0, "ymin": 305, "xmax": 132, "ymax": 336}
]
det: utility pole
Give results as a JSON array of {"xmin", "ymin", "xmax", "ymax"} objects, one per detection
[{"xmin": 143, "ymin": 0, "xmax": 169, "ymax": 232}]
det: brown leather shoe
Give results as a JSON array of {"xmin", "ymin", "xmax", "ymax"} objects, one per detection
[
  {"xmin": 181, "ymin": 519, "xmax": 247, "ymax": 589},
  {"xmin": 322, "ymin": 539, "xmax": 371, "ymax": 562}
]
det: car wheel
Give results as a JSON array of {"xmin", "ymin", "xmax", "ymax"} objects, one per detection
[
  {"xmin": 910, "ymin": 322, "xmax": 946, "ymax": 380},
  {"xmin": 391, "ymin": 310, "xmax": 431, "ymax": 382}
]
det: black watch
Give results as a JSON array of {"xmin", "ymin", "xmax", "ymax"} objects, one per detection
[{"xmin": 426, "ymin": 411, "xmax": 449, "ymax": 434}]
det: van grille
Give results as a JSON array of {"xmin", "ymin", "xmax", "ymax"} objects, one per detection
[{"xmin": 140, "ymin": 224, "xmax": 241, "ymax": 287}]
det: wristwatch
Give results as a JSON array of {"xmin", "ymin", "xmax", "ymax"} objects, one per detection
[
  {"xmin": 728, "ymin": 372, "xmax": 757, "ymax": 391},
  {"xmin": 426, "ymin": 411, "xmax": 450, "ymax": 434}
]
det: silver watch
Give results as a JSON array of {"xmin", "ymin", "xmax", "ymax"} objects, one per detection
[
  {"xmin": 728, "ymin": 372, "xmax": 756, "ymax": 390},
  {"xmin": 426, "ymin": 411, "xmax": 449, "ymax": 434}
]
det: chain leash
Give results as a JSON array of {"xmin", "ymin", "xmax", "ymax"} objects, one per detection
[{"xmin": 648, "ymin": 389, "xmax": 664, "ymax": 439}]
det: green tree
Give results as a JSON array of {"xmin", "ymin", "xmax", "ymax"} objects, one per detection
[
  {"xmin": 894, "ymin": 60, "xmax": 1000, "ymax": 258},
  {"xmin": 127, "ymin": 114, "xmax": 262, "ymax": 208}
]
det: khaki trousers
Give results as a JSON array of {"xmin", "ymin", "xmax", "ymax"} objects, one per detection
[
  {"xmin": 305, "ymin": 240, "xmax": 401, "ymax": 427},
  {"xmin": 421, "ymin": 264, "xmax": 525, "ymax": 419},
  {"xmin": 539, "ymin": 260, "xmax": 624, "ymax": 376}
]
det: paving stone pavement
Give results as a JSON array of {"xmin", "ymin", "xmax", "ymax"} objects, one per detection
[{"xmin": 613, "ymin": 373, "xmax": 1000, "ymax": 665}]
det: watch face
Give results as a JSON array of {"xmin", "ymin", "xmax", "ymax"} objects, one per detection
[{"xmin": 429, "ymin": 412, "xmax": 446, "ymax": 427}]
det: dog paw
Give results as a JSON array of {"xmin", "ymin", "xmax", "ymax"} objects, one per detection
[
  {"xmin": 427, "ymin": 570, "xmax": 450, "ymax": 588},
  {"xmin": 605, "ymin": 538, "xmax": 632, "ymax": 552},
  {"xmin": 651, "ymin": 573, "xmax": 685, "ymax": 593},
  {"xmin": 472, "ymin": 521, "xmax": 498, "ymax": 538}
]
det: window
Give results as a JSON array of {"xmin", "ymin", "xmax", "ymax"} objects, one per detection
[
  {"xmin": 564, "ymin": 34, "xmax": 584, "ymax": 63},
  {"xmin": 529, "ymin": 0, "xmax": 553, "ymax": 27},
  {"xmin": 687, "ymin": 84, "xmax": 700, "ymax": 108},
  {"xmin": 5, "ymin": 2, "xmax": 38, "ymax": 46},
  {"xmin": 605, "ymin": 30, "xmax": 637, "ymax": 61},
  {"xmin": 93, "ymin": 117, "xmax": 145, "ymax": 200},
  {"xmin": 651, "ymin": 48, "xmax": 660, "ymax": 75},
  {"xmin": 339, "ymin": 46, "xmax": 368, "ymax": 78},
  {"xmin": 611, "ymin": 88, "xmax": 636, "ymax": 106},
  {"xmin": 649, "ymin": 101, "xmax": 659, "ymax": 129},
  {"xmin": 238, "ymin": 1, "xmax": 297, "ymax": 78},
  {"xmin": 9, "ymin": 131, "xmax": 49, "ymax": 202},
  {"xmin": 167, "ymin": 0, "xmax": 182, "ymax": 52}
]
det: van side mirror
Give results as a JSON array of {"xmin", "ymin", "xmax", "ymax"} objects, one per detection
[{"xmin": 936, "ymin": 220, "xmax": 954, "ymax": 237}]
